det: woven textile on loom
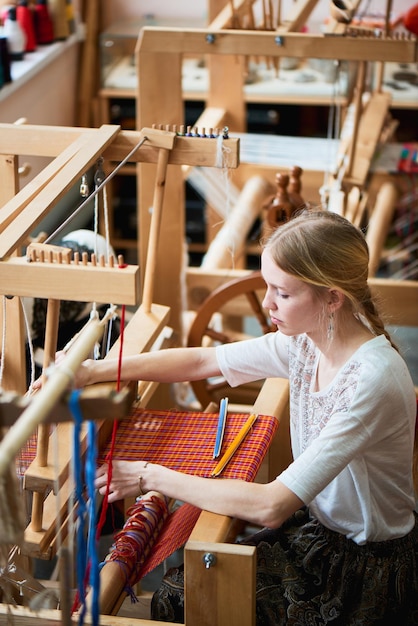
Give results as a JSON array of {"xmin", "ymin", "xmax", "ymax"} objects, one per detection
[{"xmin": 98, "ymin": 407, "xmax": 279, "ymax": 579}]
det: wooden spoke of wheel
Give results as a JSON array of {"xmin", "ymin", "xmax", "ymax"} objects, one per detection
[{"xmin": 187, "ymin": 272, "xmax": 273, "ymax": 408}]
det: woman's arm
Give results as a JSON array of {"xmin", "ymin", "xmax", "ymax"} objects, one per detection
[
  {"xmin": 74, "ymin": 346, "xmax": 221, "ymax": 387},
  {"xmin": 95, "ymin": 460, "xmax": 303, "ymax": 529}
]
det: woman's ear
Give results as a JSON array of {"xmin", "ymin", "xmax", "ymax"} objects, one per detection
[{"xmin": 327, "ymin": 289, "xmax": 345, "ymax": 312}]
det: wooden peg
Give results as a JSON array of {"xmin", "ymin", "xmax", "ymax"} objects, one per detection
[
  {"xmin": 266, "ymin": 173, "xmax": 293, "ymax": 231},
  {"xmin": 288, "ymin": 166, "xmax": 305, "ymax": 212},
  {"xmin": 27, "ymin": 242, "xmax": 72, "ymax": 264},
  {"xmin": 140, "ymin": 127, "xmax": 176, "ymax": 150}
]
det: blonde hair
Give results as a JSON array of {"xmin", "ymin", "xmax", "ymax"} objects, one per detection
[{"xmin": 265, "ymin": 210, "xmax": 397, "ymax": 349}]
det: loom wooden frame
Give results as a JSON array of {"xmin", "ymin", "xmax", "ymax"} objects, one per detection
[
  {"xmin": 0, "ymin": 0, "xmax": 417, "ymax": 622},
  {"xmin": 135, "ymin": 0, "xmax": 417, "ymax": 335}
]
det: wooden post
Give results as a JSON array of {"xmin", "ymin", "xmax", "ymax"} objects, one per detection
[
  {"xmin": 142, "ymin": 147, "xmax": 171, "ymax": 312},
  {"xmin": 185, "ymin": 541, "xmax": 256, "ymax": 626},
  {"xmin": 31, "ymin": 298, "xmax": 61, "ymax": 532},
  {"xmin": 0, "ymin": 154, "xmax": 27, "ymax": 394},
  {"xmin": 345, "ymin": 60, "xmax": 366, "ymax": 179}
]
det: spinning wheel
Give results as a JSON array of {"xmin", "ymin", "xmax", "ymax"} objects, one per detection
[{"xmin": 187, "ymin": 271, "xmax": 274, "ymax": 409}]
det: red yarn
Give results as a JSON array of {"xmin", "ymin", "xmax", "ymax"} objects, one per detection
[
  {"xmin": 33, "ymin": 0, "xmax": 54, "ymax": 45},
  {"xmin": 16, "ymin": 2, "xmax": 37, "ymax": 52},
  {"xmin": 404, "ymin": 3, "xmax": 418, "ymax": 35},
  {"xmin": 95, "ymin": 304, "xmax": 126, "ymax": 539}
]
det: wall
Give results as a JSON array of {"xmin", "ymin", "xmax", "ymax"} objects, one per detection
[{"xmin": 0, "ymin": 38, "xmax": 79, "ymax": 125}]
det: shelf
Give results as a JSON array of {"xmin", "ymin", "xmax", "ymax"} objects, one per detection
[{"xmin": 102, "ymin": 55, "xmax": 355, "ymax": 107}]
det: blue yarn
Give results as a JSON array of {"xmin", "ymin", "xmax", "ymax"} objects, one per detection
[
  {"xmin": 69, "ymin": 389, "xmax": 100, "ymax": 626},
  {"xmin": 86, "ymin": 419, "xmax": 100, "ymax": 625}
]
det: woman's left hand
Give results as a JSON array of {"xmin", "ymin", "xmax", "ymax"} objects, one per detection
[{"xmin": 95, "ymin": 460, "xmax": 146, "ymax": 502}]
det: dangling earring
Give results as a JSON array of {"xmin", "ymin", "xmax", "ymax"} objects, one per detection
[{"xmin": 327, "ymin": 312, "xmax": 334, "ymax": 341}]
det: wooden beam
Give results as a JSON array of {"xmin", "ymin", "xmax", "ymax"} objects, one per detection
[
  {"xmin": 0, "ymin": 125, "xmax": 240, "ymax": 168},
  {"xmin": 186, "ymin": 267, "xmax": 418, "ymax": 327},
  {"xmin": 0, "ymin": 385, "xmax": 134, "ymax": 428},
  {"xmin": 0, "ymin": 256, "xmax": 140, "ymax": 305},
  {"xmin": 0, "ymin": 125, "xmax": 121, "ymax": 257},
  {"xmin": 369, "ymin": 278, "xmax": 418, "ymax": 327},
  {"xmin": 138, "ymin": 27, "xmax": 417, "ymax": 63},
  {"xmin": 343, "ymin": 92, "xmax": 392, "ymax": 187}
]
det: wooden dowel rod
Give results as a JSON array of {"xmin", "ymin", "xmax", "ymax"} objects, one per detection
[
  {"xmin": 375, "ymin": 0, "xmax": 393, "ymax": 92},
  {"xmin": 142, "ymin": 148, "xmax": 170, "ymax": 313},
  {"xmin": 32, "ymin": 298, "xmax": 61, "ymax": 531},
  {"xmin": 36, "ymin": 299, "xmax": 61, "ymax": 467},
  {"xmin": 346, "ymin": 60, "xmax": 366, "ymax": 178}
]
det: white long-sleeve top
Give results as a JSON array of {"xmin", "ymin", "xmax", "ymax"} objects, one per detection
[{"xmin": 216, "ymin": 332, "xmax": 417, "ymax": 544}]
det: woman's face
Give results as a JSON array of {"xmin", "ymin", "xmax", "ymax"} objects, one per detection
[{"xmin": 261, "ymin": 248, "xmax": 326, "ymax": 338}]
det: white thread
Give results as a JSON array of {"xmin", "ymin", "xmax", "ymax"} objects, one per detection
[
  {"xmin": 20, "ymin": 297, "xmax": 36, "ymax": 394},
  {"xmin": 215, "ymin": 133, "xmax": 224, "ymax": 168},
  {"xmin": 102, "ymin": 183, "xmax": 112, "ymax": 262},
  {"xmin": 45, "ymin": 136, "xmax": 148, "ymax": 244},
  {"xmin": 186, "ymin": 167, "xmax": 240, "ymax": 220}
]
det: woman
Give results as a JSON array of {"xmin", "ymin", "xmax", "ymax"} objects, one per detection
[{"xmin": 76, "ymin": 210, "xmax": 417, "ymax": 624}]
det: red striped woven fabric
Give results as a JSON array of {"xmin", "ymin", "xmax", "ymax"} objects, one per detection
[
  {"xmin": 99, "ymin": 408, "xmax": 277, "ymax": 479},
  {"xmin": 98, "ymin": 407, "xmax": 278, "ymax": 578}
]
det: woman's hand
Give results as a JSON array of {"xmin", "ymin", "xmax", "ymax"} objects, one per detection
[
  {"xmin": 31, "ymin": 353, "xmax": 93, "ymax": 391},
  {"xmin": 31, "ymin": 350, "xmax": 67, "ymax": 391},
  {"xmin": 95, "ymin": 460, "xmax": 148, "ymax": 503}
]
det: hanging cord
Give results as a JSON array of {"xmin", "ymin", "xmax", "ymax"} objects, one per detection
[
  {"xmin": 21, "ymin": 298, "xmax": 37, "ymax": 395},
  {"xmin": 45, "ymin": 135, "xmax": 149, "ymax": 244},
  {"xmin": 70, "ymin": 305, "xmax": 125, "ymax": 625},
  {"xmin": 95, "ymin": 303, "xmax": 126, "ymax": 531},
  {"xmin": 214, "ymin": 128, "xmax": 236, "ymax": 266},
  {"xmin": 70, "ymin": 389, "xmax": 89, "ymax": 623},
  {"xmin": 89, "ymin": 159, "xmax": 108, "ymax": 338},
  {"xmin": 94, "ymin": 157, "xmax": 116, "ymax": 357},
  {"xmin": 69, "ymin": 389, "xmax": 100, "ymax": 625}
]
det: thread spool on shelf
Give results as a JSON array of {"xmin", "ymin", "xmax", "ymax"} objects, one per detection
[
  {"xmin": 33, "ymin": 0, "xmax": 54, "ymax": 45},
  {"xmin": 3, "ymin": 6, "xmax": 26, "ymax": 61}
]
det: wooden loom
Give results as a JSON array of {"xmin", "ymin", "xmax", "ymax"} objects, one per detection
[
  {"xmin": 0, "ymin": 2, "xmax": 417, "ymax": 623},
  {"xmin": 135, "ymin": 0, "xmax": 418, "ymax": 335},
  {"xmin": 0, "ymin": 122, "xmax": 288, "ymax": 626},
  {"xmin": 0, "ymin": 122, "xmax": 416, "ymax": 626}
]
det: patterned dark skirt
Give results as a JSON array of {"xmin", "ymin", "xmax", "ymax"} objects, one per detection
[{"xmin": 151, "ymin": 507, "xmax": 418, "ymax": 625}]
